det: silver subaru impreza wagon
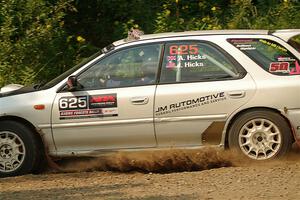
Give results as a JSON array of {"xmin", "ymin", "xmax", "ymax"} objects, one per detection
[{"xmin": 1, "ymin": 29, "xmax": 300, "ymax": 177}]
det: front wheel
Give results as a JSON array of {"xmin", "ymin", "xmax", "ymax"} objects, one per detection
[
  {"xmin": 228, "ymin": 110, "xmax": 293, "ymax": 160},
  {"xmin": 0, "ymin": 121, "xmax": 39, "ymax": 177}
]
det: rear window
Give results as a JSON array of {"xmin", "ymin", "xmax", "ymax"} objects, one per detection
[{"xmin": 228, "ymin": 38, "xmax": 300, "ymax": 76}]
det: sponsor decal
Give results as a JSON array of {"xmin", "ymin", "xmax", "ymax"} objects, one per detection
[
  {"xmin": 290, "ymin": 61, "xmax": 300, "ymax": 75},
  {"xmin": 59, "ymin": 94, "xmax": 118, "ymax": 119},
  {"xmin": 236, "ymin": 44, "xmax": 256, "ymax": 50},
  {"xmin": 269, "ymin": 60, "xmax": 300, "ymax": 75},
  {"xmin": 229, "ymin": 39, "xmax": 288, "ymax": 52},
  {"xmin": 89, "ymin": 94, "xmax": 117, "ymax": 108},
  {"xmin": 269, "ymin": 62, "xmax": 290, "ymax": 73},
  {"xmin": 155, "ymin": 92, "xmax": 226, "ymax": 116},
  {"xmin": 259, "ymin": 39, "xmax": 287, "ymax": 52},
  {"xmin": 228, "ymin": 39, "xmax": 257, "ymax": 50},
  {"xmin": 277, "ymin": 56, "xmax": 296, "ymax": 62},
  {"xmin": 229, "ymin": 39, "xmax": 255, "ymax": 44}
]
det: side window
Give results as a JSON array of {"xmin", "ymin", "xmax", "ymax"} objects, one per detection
[
  {"xmin": 228, "ymin": 38, "xmax": 300, "ymax": 75},
  {"xmin": 160, "ymin": 42, "xmax": 241, "ymax": 84},
  {"xmin": 77, "ymin": 44, "xmax": 162, "ymax": 90}
]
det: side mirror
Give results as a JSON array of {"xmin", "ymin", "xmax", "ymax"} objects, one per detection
[{"xmin": 67, "ymin": 76, "xmax": 78, "ymax": 91}]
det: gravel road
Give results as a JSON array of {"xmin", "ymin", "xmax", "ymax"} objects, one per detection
[{"xmin": 1, "ymin": 148, "xmax": 300, "ymax": 200}]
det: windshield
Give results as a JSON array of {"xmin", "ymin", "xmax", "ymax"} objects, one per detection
[
  {"xmin": 288, "ymin": 36, "xmax": 300, "ymax": 53},
  {"xmin": 41, "ymin": 43, "xmax": 116, "ymax": 90},
  {"xmin": 41, "ymin": 48, "xmax": 110, "ymax": 90}
]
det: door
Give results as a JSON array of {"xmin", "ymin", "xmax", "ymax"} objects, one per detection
[
  {"xmin": 154, "ymin": 41, "xmax": 256, "ymax": 147},
  {"xmin": 51, "ymin": 43, "xmax": 163, "ymax": 153}
]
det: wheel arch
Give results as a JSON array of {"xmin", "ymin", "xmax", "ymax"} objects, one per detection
[
  {"xmin": 223, "ymin": 106, "xmax": 295, "ymax": 149},
  {"xmin": 0, "ymin": 115, "xmax": 45, "ymax": 150}
]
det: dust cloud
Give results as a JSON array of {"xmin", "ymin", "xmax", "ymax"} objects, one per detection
[
  {"xmin": 49, "ymin": 148, "xmax": 234, "ymax": 174},
  {"xmin": 46, "ymin": 144, "xmax": 300, "ymax": 174}
]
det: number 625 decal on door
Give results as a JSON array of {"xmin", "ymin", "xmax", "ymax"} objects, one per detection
[{"xmin": 58, "ymin": 94, "xmax": 118, "ymax": 120}]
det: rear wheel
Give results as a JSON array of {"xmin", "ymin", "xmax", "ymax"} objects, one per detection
[
  {"xmin": 228, "ymin": 110, "xmax": 293, "ymax": 160},
  {"xmin": 0, "ymin": 121, "xmax": 39, "ymax": 177}
]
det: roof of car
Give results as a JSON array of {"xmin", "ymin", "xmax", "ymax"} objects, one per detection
[
  {"xmin": 113, "ymin": 29, "xmax": 300, "ymax": 46},
  {"xmin": 113, "ymin": 29, "xmax": 269, "ymax": 46}
]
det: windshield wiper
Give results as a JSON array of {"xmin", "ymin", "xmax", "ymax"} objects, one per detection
[{"xmin": 33, "ymin": 83, "xmax": 46, "ymax": 90}]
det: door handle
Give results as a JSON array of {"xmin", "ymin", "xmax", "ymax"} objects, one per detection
[
  {"xmin": 228, "ymin": 91, "xmax": 246, "ymax": 99},
  {"xmin": 131, "ymin": 96, "xmax": 149, "ymax": 105}
]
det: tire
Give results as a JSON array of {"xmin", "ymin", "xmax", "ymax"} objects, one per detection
[
  {"xmin": 0, "ymin": 121, "xmax": 39, "ymax": 177},
  {"xmin": 228, "ymin": 110, "xmax": 293, "ymax": 160}
]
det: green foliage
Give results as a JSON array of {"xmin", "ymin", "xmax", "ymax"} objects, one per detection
[
  {"xmin": 0, "ymin": 0, "xmax": 300, "ymax": 87},
  {"xmin": 64, "ymin": 0, "xmax": 162, "ymax": 47},
  {"xmin": 0, "ymin": 0, "xmax": 86, "ymax": 86},
  {"xmin": 155, "ymin": 0, "xmax": 300, "ymax": 31},
  {"xmin": 228, "ymin": 0, "xmax": 300, "ymax": 29},
  {"xmin": 155, "ymin": 0, "xmax": 227, "ymax": 32}
]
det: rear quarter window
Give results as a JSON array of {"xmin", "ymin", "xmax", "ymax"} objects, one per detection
[{"xmin": 228, "ymin": 38, "xmax": 300, "ymax": 76}]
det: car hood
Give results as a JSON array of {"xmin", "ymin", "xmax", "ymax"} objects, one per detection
[
  {"xmin": 0, "ymin": 84, "xmax": 24, "ymax": 93},
  {"xmin": 0, "ymin": 84, "xmax": 37, "ymax": 97}
]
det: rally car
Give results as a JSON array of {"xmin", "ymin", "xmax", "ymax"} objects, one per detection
[{"xmin": 1, "ymin": 29, "xmax": 300, "ymax": 177}]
